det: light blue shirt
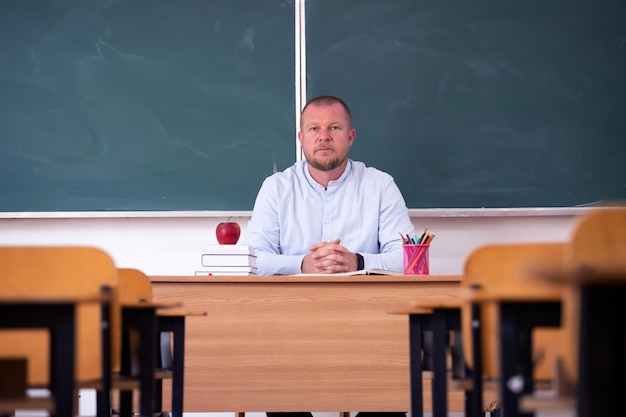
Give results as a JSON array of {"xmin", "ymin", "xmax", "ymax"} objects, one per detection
[{"xmin": 242, "ymin": 160, "xmax": 414, "ymax": 275}]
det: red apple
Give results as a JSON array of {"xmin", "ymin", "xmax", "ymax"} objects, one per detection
[{"xmin": 216, "ymin": 221, "xmax": 241, "ymax": 244}]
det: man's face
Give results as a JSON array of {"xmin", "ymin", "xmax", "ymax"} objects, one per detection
[{"xmin": 298, "ymin": 102, "xmax": 356, "ymax": 171}]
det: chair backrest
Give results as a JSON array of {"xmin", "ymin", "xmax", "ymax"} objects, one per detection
[
  {"xmin": 462, "ymin": 242, "xmax": 566, "ymax": 379},
  {"xmin": 114, "ymin": 268, "xmax": 154, "ymax": 375},
  {"xmin": 0, "ymin": 246, "xmax": 119, "ymax": 386},
  {"xmin": 556, "ymin": 208, "xmax": 626, "ymax": 392},
  {"xmin": 117, "ymin": 268, "xmax": 154, "ymax": 304},
  {"xmin": 567, "ymin": 207, "xmax": 626, "ymax": 277}
]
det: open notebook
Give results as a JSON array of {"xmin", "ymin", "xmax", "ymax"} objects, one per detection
[{"xmin": 298, "ymin": 269, "xmax": 404, "ymax": 276}]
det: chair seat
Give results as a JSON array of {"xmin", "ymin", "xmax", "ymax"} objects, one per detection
[
  {"xmin": 155, "ymin": 369, "xmax": 173, "ymax": 380},
  {"xmin": 519, "ymin": 391, "xmax": 576, "ymax": 412},
  {"xmin": 0, "ymin": 396, "xmax": 55, "ymax": 414},
  {"xmin": 449, "ymin": 376, "xmax": 554, "ymax": 392},
  {"xmin": 75, "ymin": 373, "xmax": 141, "ymax": 392}
]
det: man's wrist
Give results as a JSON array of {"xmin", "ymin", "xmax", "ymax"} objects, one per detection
[{"xmin": 355, "ymin": 253, "xmax": 365, "ymax": 270}]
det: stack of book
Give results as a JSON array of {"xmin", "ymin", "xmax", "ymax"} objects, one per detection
[{"xmin": 195, "ymin": 244, "xmax": 257, "ymax": 276}]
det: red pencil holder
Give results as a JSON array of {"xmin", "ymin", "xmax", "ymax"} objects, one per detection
[{"xmin": 403, "ymin": 244, "xmax": 430, "ymax": 275}]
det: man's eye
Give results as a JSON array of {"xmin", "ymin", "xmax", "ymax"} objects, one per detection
[
  {"xmin": 309, "ymin": 127, "xmax": 318, "ymax": 132},
  {"xmin": 330, "ymin": 126, "xmax": 340, "ymax": 131}
]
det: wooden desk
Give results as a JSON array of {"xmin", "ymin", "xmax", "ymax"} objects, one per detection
[
  {"xmin": 469, "ymin": 291, "xmax": 563, "ymax": 417},
  {"xmin": 0, "ymin": 295, "xmax": 105, "ymax": 417},
  {"xmin": 536, "ymin": 267, "xmax": 626, "ymax": 417},
  {"xmin": 118, "ymin": 301, "xmax": 181, "ymax": 417},
  {"xmin": 150, "ymin": 275, "xmax": 461, "ymax": 413},
  {"xmin": 157, "ymin": 309, "xmax": 207, "ymax": 417}
]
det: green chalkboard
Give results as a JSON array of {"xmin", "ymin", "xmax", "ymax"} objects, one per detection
[
  {"xmin": 307, "ymin": 0, "xmax": 626, "ymax": 208},
  {"xmin": 0, "ymin": 0, "xmax": 295, "ymax": 211}
]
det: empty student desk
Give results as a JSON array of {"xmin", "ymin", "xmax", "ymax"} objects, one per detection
[
  {"xmin": 0, "ymin": 295, "xmax": 106, "ymax": 416},
  {"xmin": 535, "ymin": 208, "xmax": 626, "ymax": 417}
]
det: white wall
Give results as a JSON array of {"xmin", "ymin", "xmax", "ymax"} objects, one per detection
[{"xmin": 0, "ymin": 209, "xmax": 582, "ymax": 277}]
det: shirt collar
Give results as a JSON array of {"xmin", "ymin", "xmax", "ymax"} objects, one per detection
[{"xmin": 303, "ymin": 159, "xmax": 353, "ymax": 192}]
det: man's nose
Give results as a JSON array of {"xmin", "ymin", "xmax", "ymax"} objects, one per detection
[{"xmin": 318, "ymin": 128, "xmax": 331, "ymax": 141}]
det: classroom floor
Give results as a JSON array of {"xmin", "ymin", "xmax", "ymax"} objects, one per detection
[
  {"xmin": 419, "ymin": 413, "xmax": 573, "ymax": 417},
  {"xmin": 13, "ymin": 410, "xmax": 574, "ymax": 417},
  {"xmin": 14, "ymin": 390, "xmax": 576, "ymax": 417}
]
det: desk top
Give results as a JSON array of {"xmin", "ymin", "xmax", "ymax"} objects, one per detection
[
  {"xmin": 0, "ymin": 295, "xmax": 106, "ymax": 304},
  {"xmin": 150, "ymin": 274, "xmax": 461, "ymax": 284},
  {"xmin": 532, "ymin": 266, "xmax": 626, "ymax": 285},
  {"xmin": 120, "ymin": 300, "xmax": 182, "ymax": 309},
  {"xmin": 469, "ymin": 288, "xmax": 564, "ymax": 302},
  {"xmin": 157, "ymin": 309, "xmax": 207, "ymax": 317}
]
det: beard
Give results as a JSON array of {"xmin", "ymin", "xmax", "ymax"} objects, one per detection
[
  {"xmin": 305, "ymin": 146, "xmax": 347, "ymax": 171},
  {"xmin": 307, "ymin": 156, "xmax": 343, "ymax": 171}
]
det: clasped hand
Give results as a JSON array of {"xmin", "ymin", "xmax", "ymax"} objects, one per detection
[{"xmin": 301, "ymin": 238, "xmax": 358, "ymax": 274}]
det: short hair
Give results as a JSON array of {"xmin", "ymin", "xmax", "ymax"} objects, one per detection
[{"xmin": 300, "ymin": 95, "xmax": 352, "ymax": 129}]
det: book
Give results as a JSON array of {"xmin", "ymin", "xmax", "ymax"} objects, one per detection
[
  {"xmin": 195, "ymin": 270, "xmax": 256, "ymax": 276},
  {"xmin": 358, "ymin": 269, "xmax": 404, "ymax": 276},
  {"xmin": 201, "ymin": 254, "xmax": 257, "ymax": 267},
  {"xmin": 201, "ymin": 244, "xmax": 255, "ymax": 256},
  {"xmin": 195, "ymin": 266, "xmax": 257, "ymax": 273}
]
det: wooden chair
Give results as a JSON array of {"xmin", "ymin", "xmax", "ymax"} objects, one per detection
[
  {"xmin": 102, "ymin": 267, "xmax": 186, "ymax": 417},
  {"xmin": 464, "ymin": 243, "xmax": 570, "ymax": 417},
  {"xmin": 404, "ymin": 243, "xmax": 567, "ymax": 417},
  {"xmin": 0, "ymin": 246, "xmax": 119, "ymax": 417},
  {"xmin": 529, "ymin": 208, "xmax": 626, "ymax": 417},
  {"xmin": 116, "ymin": 268, "xmax": 169, "ymax": 416},
  {"xmin": 567, "ymin": 208, "xmax": 626, "ymax": 417},
  {"xmin": 117, "ymin": 268, "xmax": 205, "ymax": 417}
]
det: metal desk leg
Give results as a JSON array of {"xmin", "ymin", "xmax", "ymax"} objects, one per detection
[
  {"xmin": 49, "ymin": 305, "xmax": 76, "ymax": 417},
  {"xmin": 431, "ymin": 309, "xmax": 448, "ymax": 417},
  {"xmin": 158, "ymin": 316, "xmax": 186, "ymax": 417},
  {"xmin": 408, "ymin": 314, "xmax": 425, "ymax": 417},
  {"xmin": 499, "ymin": 301, "xmax": 560, "ymax": 417},
  {"xmin": 577, "ymin": 285, "xmax": 626, "ymax": 417}
]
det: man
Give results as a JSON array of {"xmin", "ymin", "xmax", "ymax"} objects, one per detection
[
  {"xmin": 243, "ymin": 95, "xmax": 413, "ymax": 417},
  {"xmin": 244, "ymin": 95, "xmax": 414, "ymax": 277}
]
